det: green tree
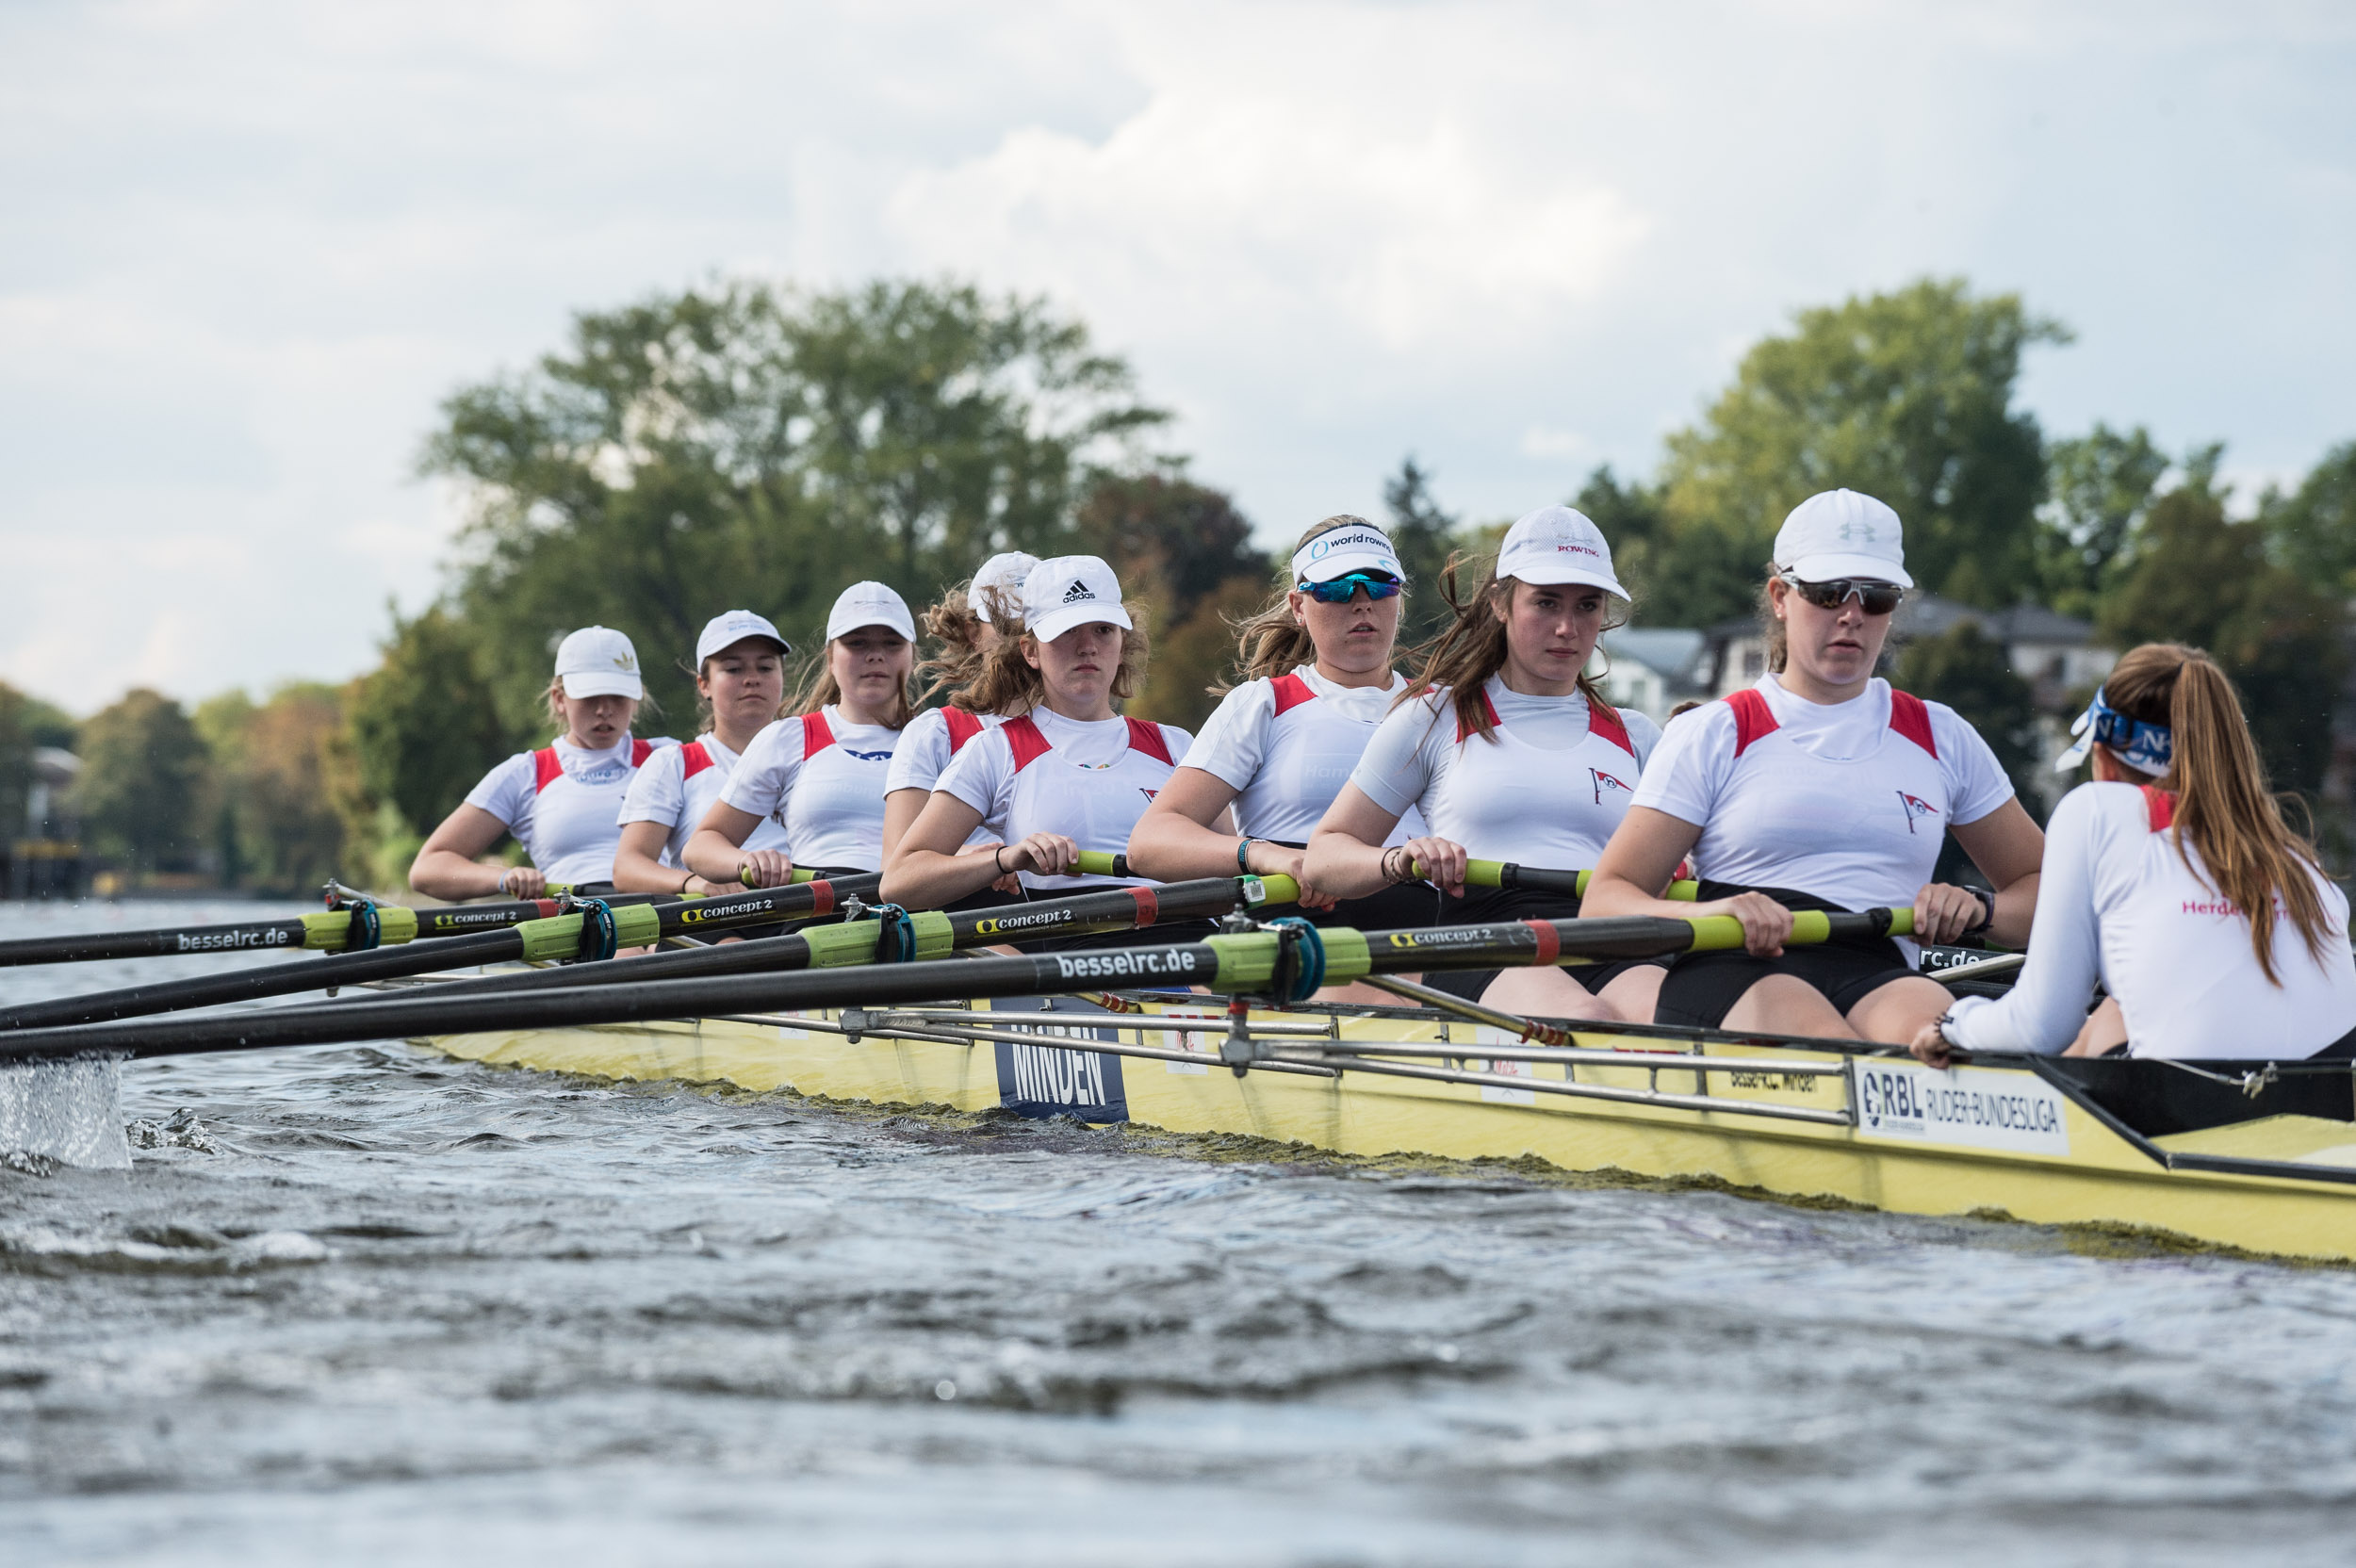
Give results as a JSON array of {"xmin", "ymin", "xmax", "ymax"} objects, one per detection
[
  {"xmin": 2100, "ymin": 481, "xmax": 2344, "ymax": 796},
  {"xmin": 347, "ymin": 606, "xmax": 513, "ymax": 839},
  {"xmin": 1075, "ymin": 470, "xmax": 1268, "ymax": 729},
  {"xmin": 2035, "ymin": 423, "xmax": 2171, "ymax": 618},
  {"xmin": 192, "ymin": 689, "xmax": 257, "ymax": 887},
  {"xmin": 1658, "ymin": 278, "xmax": 2067, "ymax": 616},
  {"xmin": 74, "ymin": 689, "xmax": 209, "ymax": 874},
  {"xmin": 1894, "ymin": 622, "xmax": 2043, "ymax": 808},
  {"xmin": 2263, "ymin": 439, "xmax": 2356, "ymax": 595},
  {"xmin": 1574, "ymin": 464, "xmax": 1759, "ymax": 630},
  {"xmin": 1382, "ymin": 456, "xmax": 1466, "ymax": 646},
  {"xmin": 425, "ymin": 279, "xmax": 1168, "ymax": 731}
]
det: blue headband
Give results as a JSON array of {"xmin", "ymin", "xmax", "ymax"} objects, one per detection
[{"xmin": 2053, "ymin": 688, "xmax": 2172, "ymax": 776}]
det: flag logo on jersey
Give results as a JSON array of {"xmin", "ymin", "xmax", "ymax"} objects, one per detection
[
  {"xmin": 1138, "ymin": 788, "xmax": 1158, "ymax": 802},
  {"xmin": 1896, "ymin": 791, "xmax": 1939, "ymax": 834},
  {"xmin": 1590, "ymin": 768, "xmax": 1631, "ymax": 805}
]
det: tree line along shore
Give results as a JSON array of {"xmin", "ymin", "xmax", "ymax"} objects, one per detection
[{"xmin": 10, "ymin": 274, "xmax": 2352, "ymax": 898}]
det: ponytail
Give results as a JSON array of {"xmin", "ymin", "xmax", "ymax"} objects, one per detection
[
  {"xmin": 1397, "ymin": 551, "xmax": 1620, "ymax": 743},
  {"xmin": 2103, "ymin": 644, "xmax": 2334, "ymax": 984},
  {"xmin": 917, "ymin": 580, "xmax": 1023, "ymax": 711}
]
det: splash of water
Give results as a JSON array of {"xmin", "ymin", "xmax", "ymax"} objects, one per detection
[{"xmin": 0, "ymin": 1054, "xmax": 131, "ymax": 1170}]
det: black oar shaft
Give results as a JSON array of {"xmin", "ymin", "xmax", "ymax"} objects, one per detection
[{"xmin": 0, "ymin": 878, "xmax": 875, "ymax": 1032}]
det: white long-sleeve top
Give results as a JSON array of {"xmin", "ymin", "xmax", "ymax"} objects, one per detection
[{"xmin": 1944, "ymin": 781, "xmax": 2356, "ymax": 1060}]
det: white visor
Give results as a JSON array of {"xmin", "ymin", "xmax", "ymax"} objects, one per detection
[{"xmin": 1292, "ymin": 521, "xmax": 1403, "ymax": 585}]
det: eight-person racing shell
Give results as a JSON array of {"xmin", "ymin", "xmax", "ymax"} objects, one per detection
[
  {"xmin": 616, "ymin": 731, "xmax": 790, "ymax": 870},
  {"xmin": 1941, "ymin": 782, "xmax": 2356, "ymax": 1060},
  {"xmin": 1630, "ymin": 673, "xmax": 2016, "ymax": 1026},
  {"xmin": 462, "ymin": 732, "xmax": 677, "ymax": 887},
  {"xmin": 720, "ymin": 708, "xmax": 901, "ymax": 874}
]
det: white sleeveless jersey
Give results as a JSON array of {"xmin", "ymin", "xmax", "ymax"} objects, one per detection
[
  {"xmin": 1632, "ymin": 676, "xmax": 2014, "ymax": 920},
  {"xmin": 934, "ymin": 706, "xmax": 1192, "ymax": 894},
  {"xmin": 1182, "ymin": 665, "xmax": 1425, "ymax": 846},
  {"xmin": 463, "ymin": 733, "xmax": 678, "ymax": 884},
  {"xmin": 1946, "ymin": 783, "xmax": 2356, "ymax": 1060},
  {"xmin": 720, "ymin": 707, "xmax": 902, "ymax": 871},
  {"xmin": 616, "ymin": 732, "xmax": 790, "ymax": 865},
  {"xmin": 1348, "ymin": 677, "xmax": 1660, "ymax": 866}
]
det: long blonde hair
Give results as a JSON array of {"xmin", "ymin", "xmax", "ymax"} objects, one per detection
[
  {"xmin": 787, "ymin": 639, "xmax": 914, "ymax": 729},
  {"xmin": 1398, "ymin": 551, "xmax": 1621, "ymax": 744},
  {"xmin": 965, "ymin": 613, "xmax": 1153, "ymax": 716},
  {"xmin": 2102, "ymin": 644, "xmax": 2333, "ymax": 984},
  {"xmin": 1213, "ymin": 514, "xmax": 1393, "ymax": 695},
  {"xmin": 918, "ymin": 580, "xmax": 1024, "ymax": 712}
]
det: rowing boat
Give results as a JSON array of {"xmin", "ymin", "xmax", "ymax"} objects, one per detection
[{"xmin": 420, "ymin": 986, "xmax": 2356, "ymax": 1264}]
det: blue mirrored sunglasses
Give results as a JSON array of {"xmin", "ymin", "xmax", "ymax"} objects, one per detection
[{"xmin": 1299, "ymin": 571, "xmax": 1403, "ymax": 604}]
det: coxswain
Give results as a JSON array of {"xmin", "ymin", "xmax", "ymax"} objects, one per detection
[
  {"xmin": 880, "ymin": 550, "xmax": 1039, "ymax": 863},
  {"xmin": 882, "ymin": 554, "xmax": 1202, "ymax": 946},
  {"xmin": 411, "ymin": 626, "xmax": 675, "ymax": 900},
  {"xmin": 1583, "ymin": 489, "xmax": 2044, "ymax": 1042},
  {"xmin": 1128, "ymin": 514, "xmax": 1432, "ymax": 932},
  {"xmin": 681, "ymin": 582, "xmax": 915, "ymax": 885},
  {"xmin": 1913, "ymin": 644, "xmax": 2356, "ymax": 1065},
  {"xmin": 1304, "ymin": 507, "xmax": 1662, "ymax": 1021},
  {"xmin": 610, "ymin": 611, "xmax": 793, "ymax": 895}
]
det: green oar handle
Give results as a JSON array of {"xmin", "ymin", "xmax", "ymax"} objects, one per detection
[
  {"xmin": 1406, "ymin": 859, "xmax": 1699, "ymax": 902},
  {"xmin": 729, "ymin": 867, "xmax": 826, "ymax": 888},
  {"xmin": 1072, "ymin": 851, "xmax": 1132, "ymax": 879}
]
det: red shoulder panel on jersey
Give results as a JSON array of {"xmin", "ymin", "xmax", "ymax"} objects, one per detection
[
  {"xmin": 799, "ymin": 711, "xmax": 834, "ymax": 757},
  {"xmin": 1456, "ymin": 688, "xmax": 1504, "ymax": 744},
  {"xmin": 1269, "ymin": 674, "xmax": 1315, "ymax": 716},
  {"xmin": 1003, "ymin": 715, "xmax": 1053, "ymax": 772},
  {"xmin": 679, "ymin": 742, "xmax": 713, "ymax": 780},
  {"xmin": 1125, "ymin": 716, "xmax": 1175, "ymax": 765},
  {"xmin": 1587, "ymin": 700, "xmax": 1636, "ymax": 757},
  {"xmin": 2142, "ymin": 785, "xmax": 2177, "ymax": 832},
  {"xmin": 1726, "ymin": 690, "xmax": 1779, "ymax": 757},
  {"xmin": 630, "ymin": 738, "xmax": 655, "ymax": 768},
  {"xmin": 532, "ymin": 747, "xmax": 564, "ymax": 794},
  {"xmin": 1888, "ymin": 691, "xmax": 1938, "ymax": 758},
  {"xmin": 941, "ymin": 707, "xmax": 985, "ymax": 753}
]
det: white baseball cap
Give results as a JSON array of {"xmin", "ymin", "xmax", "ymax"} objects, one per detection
[
  {"xmin": 1291, "ymin": 518, "xmax": 1404, "ymax": 585},
  {"xmin": 825, "ymin": 581, "xmax": 917, "ymax": 643},
  {"xmin": 695, "ymin": 609, "xmax": 792, "ymax": 664},
  {"xmin": 1023, "ymin": 554, "xmax": 1134, "ymax": 644},
  {"xmin": 1774, "ymin": 489, "xmax": 1913, "ymax": 589},
  {"xmin": 970, "ymin": 551, "xmax": 1040, "ymax": 622},
  {"xmin": 553, "ymin": 626, "xmax": 644, "ymax": 700},
  {"xmin": 1495, "ymin": 507, "xmax": 1628, "ymax": 597}
]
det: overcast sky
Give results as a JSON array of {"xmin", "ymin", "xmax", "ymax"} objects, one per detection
[{"xmin": 4, "ymin": 0, "xmax": 2351, "ymax": 712}]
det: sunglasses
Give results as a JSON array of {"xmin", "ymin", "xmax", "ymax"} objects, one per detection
[
  {"xmin": 1779, "ymin": 573, "xmax": 1903, "ymax": 616},
  {"xmin": 1300, "ymin": 571, "xmax": 1403, "ymax": 604}
]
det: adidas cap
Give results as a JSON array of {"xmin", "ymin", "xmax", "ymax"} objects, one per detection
[
  {"xmin": 970, "ymin": 551, "xmax": 1041, "ymax": 623},
  {"xmin": 1774, "ymin": 490, "xmax": 1912, "ymax": 589},
  {"xmin": 695, "ymin": 609, "xmax": 792, "ymax": 664},
  {"xmin": 553, "ymin": 626, "xmax": 644, "ymax": 701},
  {"xmin": 825, "ymin": 581, "xmax": 917, "ymax": 643},
  {"xmin": 1023, "ymin": 554, "xmax": 1134, "ymax": 644},
  {"xmin": 1495, "ymin": 507, "xmax": 1628, "ymax": 597}
]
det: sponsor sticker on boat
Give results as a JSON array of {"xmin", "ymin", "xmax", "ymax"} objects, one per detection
[
  {"xmin": 1468, "ymin": 1025, "xmax": 1535, "ymax": 1105},
  {"xmin": 1851, "ymin": 1060, "xmax": 2070, "ymax": 1156},
  {"xmin": 990, "ymin": 998, "xmax": 1129, "ymax": 1122},
  {"xmin": 1155, "ymin": 1009, "xmax": 1223, "ymax": 1074}
]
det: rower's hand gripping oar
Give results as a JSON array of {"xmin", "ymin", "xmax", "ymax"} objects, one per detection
[
  {"xmin": 0, "ymin": 903, "xmax": 1908, "ymax": 1067},
  {"xmin": 1405, "ymin": 859, "xmax": 1701, "ymax": 902}
]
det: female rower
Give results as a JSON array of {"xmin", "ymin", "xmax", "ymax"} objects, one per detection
[
  {"xmin": 1128, "ymin": 514, "xmax": 1431, "ymax": 928},
  {"xmin": 1582, "ymin": 489, "xmax": 2045, "ymax": 1043},
  {"xmin": 411, "ymin": 626, "xmax": 676, "ymax": 901},
  {"xmin": 610, "ymin": 611, "xmax": 793, "ymax": 895},
  {"xmin": 883, "ymin": 554, "xmax": 1202, "ymax": 944},
  {"xmin": 1302, "ymin": 507, "xmax": 1661, "ymax": 1021},
  {"xmin": 879, "ymin": 550, "xmax": 1039, "ymax": 862},
  {"xmin": 681, "ymin": 582, "xmax": 915, "ymax": 886},
  {"xmin": 1913, "ymin": 644, "xmax": 2356, "ymax": 1065}
]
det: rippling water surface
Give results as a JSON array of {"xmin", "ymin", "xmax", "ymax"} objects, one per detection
[{"xmin": 7, "ymin": 899, "xmax": 2356, "ymax": 1565}]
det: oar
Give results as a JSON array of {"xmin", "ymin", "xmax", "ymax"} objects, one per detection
[
  {"xmin": 370, "ymin": 874, "xmax": 1304, "ymax": 1004},
  {"xmin": 0, "ymin": 876, "xmax": 878, "ymax": 1033},
  {"xmin": 1406, "ymin": 859, "xmax": 1699, "ymax": 901},
  {"xmin": 0, "ymin": 905, "xmax": 1910, "ymax": 1065}
]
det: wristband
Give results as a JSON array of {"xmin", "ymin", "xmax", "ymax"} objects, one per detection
[
  {"xmin": 1236, "ymin": 837, "xmax": 1255, "ymax": 874},
  {"xmin": 994, "ymin": 845, "xmax": 1008, "ymax": 875},
  {"xmin": 1967, "ymin": 887, "xmax": 1996, "ymax": 933}
]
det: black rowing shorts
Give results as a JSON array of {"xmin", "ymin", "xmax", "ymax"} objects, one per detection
[{"xmin": 1653, "ymin": 882, "xmax": 1919, "ymax": 1029}]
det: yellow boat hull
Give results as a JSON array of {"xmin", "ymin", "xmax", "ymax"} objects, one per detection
[{"xmin": 420, "ymin": 1003, "xmax": 2356, "ymax": 1264}]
